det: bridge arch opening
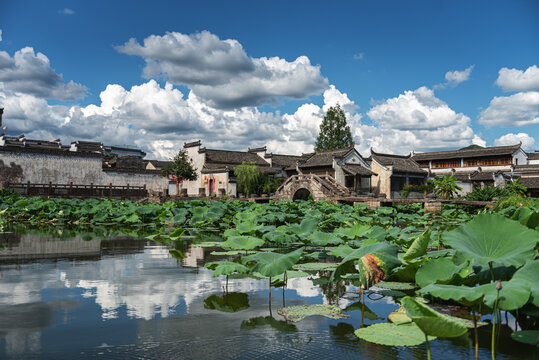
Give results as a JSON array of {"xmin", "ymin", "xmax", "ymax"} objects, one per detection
[{"xmin": 292, "ymin": 188, "xmax": 312, "ymax": 201}]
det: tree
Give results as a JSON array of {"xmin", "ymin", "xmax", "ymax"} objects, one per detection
[
  {"xmin": 234, "ymin": 162, "xmax": 264, "ymax": 196},
  {"xmin": 505, "ymin": 177, "xmax": 527, "ymax": 197},
  {"xmin": 161, "ymin": 150, "xmax": 198, "ymax": 194},
  {"xmin": 315, "ymin": 104, "xmax": 354, "ymax": 151}
]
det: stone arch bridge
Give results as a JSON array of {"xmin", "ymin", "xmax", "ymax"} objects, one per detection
[{"xmin": 273, "ymin": 174, "xmax": 350, "ymax": 201}]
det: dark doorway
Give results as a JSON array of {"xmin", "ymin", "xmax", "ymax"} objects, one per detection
[{"xmin": 292, "ymin": 188, "xmax": 311, "ymax": 201}]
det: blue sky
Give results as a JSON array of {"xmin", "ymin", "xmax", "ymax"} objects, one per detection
[{"xmin": 0, "ymin": 0, "xmax": 537, "ymax": 159}]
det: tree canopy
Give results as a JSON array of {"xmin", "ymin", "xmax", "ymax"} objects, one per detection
[
  {"xmin": 234, "ymin": 162, "xmax": 264, "ymax": 196},
  {"xmin": 161, "ymin": 150, "xmax": 198, "ymax": 183},
  {"xmin": 315, "ymin": 104, "xmax": 354, "ymax": 151}
]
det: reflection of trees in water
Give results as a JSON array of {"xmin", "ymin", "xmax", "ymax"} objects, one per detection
[{"xmin": 317, "ymin": 271, "xmax": 346, "ymax": 305}]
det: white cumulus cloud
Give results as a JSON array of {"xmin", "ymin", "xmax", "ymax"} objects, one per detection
[
  {"xmin": 59, "ymin": 8, "xmax": 75, "ymax": 15},
  {"xmin": 0, "ymin": 47, "xmax": 86, "ymax": 100},
  {"xmin": 116, "ymin": 31, "xmax": 328, "ymax": 108},
  {"xmin": 360, "ymin": 86, "xmax": 483, "ymax": 154},
  {"xmin": 478, "ymin": 91, "xmax": 539, "ymax": 126},
  {"xmin": 496, "ymin": 65, "xmax": 539, "ymax": 92},
  {"xmin": 444, "ymin": 65, "xmax": 474, "ymax": 86},
  {"xmin": 494, "ymin": 132, "xmax": 535, "ymax": 151}
]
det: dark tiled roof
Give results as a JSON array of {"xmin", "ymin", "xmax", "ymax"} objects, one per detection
[
  {"xmin": 248, "ymin": 146, "xmax": 267, "ymax": 153},
  {"xmin": 201, "ymin": 162, "xmax": 276, "ymax": 174},
  {"xmin": 269, "ymin": 154, "xmax": 306, "ymax": 168},
  {"xmin": 203, "ymin": 149, "xmax": 270, "ymax": 167},
  {"xmin": 514, "ymin": 164, "xmax": 539, "ymax": 173},
  {"xmin": 145, "ymin": 160, "xmax": 171, "ymax": 170},
  {"xmin": 470, "ymin": 172, "xmax": 497, "ymax": 181},
  {"xmin": 0, "ymin": 145, "xmax": 102, "ymax": 158},
  {"xmin": 412, "ymin": 144, "xmax": 522, "ymax": 161},
  {"xmin": 520, "ymin": 177, "xmax": 539, "ymax": 189},
  {"xmin": 371, "ymin": 150, "xmax": 427, "ymax": 175},
  {"xmin": 342, "ymin": 164, "xmax": 376, "ymax": 176},
  {"xmin": 299, "ymin": 147, "xmax": 355, "ymax": 168},
  {"xmin": 184, "ymin": 140, "xmax": 201, "ymax": 148},
  {"xmin": 527, "ymin": 152, "xmax": 539, "ymax": 160}
]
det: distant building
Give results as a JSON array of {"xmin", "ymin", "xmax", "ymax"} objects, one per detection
[
  {"xmin": 412, "ymin": 143, "xmax": 539, "ymax": 196},
  {"xmin": 288, "ymin": 146, "xmax": 375, "ymax": 195},
  {"xmin": 369, "ymin": 150, "xmax": 428, "ymax": 198}
]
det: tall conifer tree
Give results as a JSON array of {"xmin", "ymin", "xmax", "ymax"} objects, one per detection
[{"xmin": 315, "ymin": 104, "xmax": 354, "ymax": 150}]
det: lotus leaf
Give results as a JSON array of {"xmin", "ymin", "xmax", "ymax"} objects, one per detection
[
  {"xmin": 511, "ymin": 330, "xmax": 539, "ymax": 347},
  {"xmin": 354, "ymin": 323, "xmax": 434, "ymax": 346},
  {"xmin": 333, "ymin": 223, "xmax": 372, "ymax": 240},
  {"xmin": 377, "ymin": 281, "xmax": 416, "ymax": 291},
  {"xmin": 377, "ymin": 289, "xmax": 407, "ymax": 297},
  {"xmin": 512, "ymin": 259, "xmax": 539, "ymax": 307},
  {"xmin": 415, "ymin": 257, "xmax": 470, "ymax": 288},
  {"xmin": 241, "ymin": 248, "xmax": 303, "ymax": 277},
  {"xmin": 401, "ymin": 296, "xmax": 468, "ymax": 338},
  {"xmin": 236, "ymin": 220, "xmax": 263, "ymax": 234},
  {"xmin": 277, "ymin": 304, "xmax": 349, "ymax": 322},
  {"xmin": 221, "ymin": 236, "xmax": 264, "ymax": 250},
  {"xmin": 476, "ymin": 279, "xmax": 531, "ymax": 311},
  {"xmin": 204, "ymin": 261, "xmax": 250, "ymax": 277},
  {"xmin": 288, "ymin": 218, "xmax": 318, "ymax": 238},
  {"xmin": 329, "ymin": 244, "xmax": 356, "ymax": 259},
  {"xmin": 292, "ymin": 262, "xmax": 338, "ymax": 271},
  {"xmin": 443, "ymin": 213, "xmax": 539, "ymax": 268},
  {"xmin": 388, "ymin": 306, "xmax": 412, "ymax": 324},
  {"xmin": 169, "ymin": 249, "xmax": 185, "ymax": 259},
  {"xmin": 308, "ymin": 231, "xmax": 344, "ymax": 246},
  {"xmin": 417, "ymin": 284, "xmax": 484, "ymax": 307},
  {"xmin": 262, "ymin": 230, "xmax": 296, "ymax": 245},
  {"xmin": 403, "ymin": 229, "xmax": 431, "ymax": 261},
  {"xmin": 331, "ymin": 242, "xmax": 401, "ymax": 287}
]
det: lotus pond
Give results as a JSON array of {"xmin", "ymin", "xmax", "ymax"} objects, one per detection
[{"xmin": 0, "ymin": 194, "xmax": 538, "ymax": 359}]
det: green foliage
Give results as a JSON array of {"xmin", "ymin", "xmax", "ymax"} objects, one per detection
[
  {"xmin": 495, "ymin": 195, "xmax": 537, "ymax": 210},
  {"xmin": 464, "ymin": 186, "xmax": 510, "ymax": 201},
  {"xmin": 442, "ymin": 213, "xmax": 538, "ymax": 268},
  {"xmin": 234, "ymin": 162, "xmax": 265, "ymax": 196},
  {"xmin": 429, "ymin": 174, "xmax": 462, "ymax": 200},
  {"xmin": 315, "ymin": 104, "xmax": 354, "ymax": 150},
  {"xmin": 401, "ymin": 296, "xmax": 468, "ymax": 338},
  {"xmin": 262, "ymin": 177, "xmax": 284, "ymax": 194},
  {"xmin": 161, "ymin": 150, "xmax": 197, "ymax": 182},
  {"xmin": 511, "ymin": 330, "xmax": 539, "ymax": 347},
  {"xmin": 506, "ymin": 177, "xmax": 527, "ymax": 197},
  {"xmin": 401, "ymin": 183, "xmax": 434, "ymax": 199},
  {"xmin": 241, "ymin": 247, "xmax": 303, "ymax": 277},
  {"xmin": 355, "ymin": 323, "xmax": 433, "ymax": 346},
  {"xmin": 204, "ymin": 292, "xmax": 250, "ymax": 313}
]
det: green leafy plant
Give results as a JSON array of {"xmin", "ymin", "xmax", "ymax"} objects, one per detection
[
  {"xmin": 506, "ymin": 177, "xmax": 527, "ymax": 197},
  {"xmin": 234, "ymin": 162, "xmax": 265, "ymax": 196},
  {"xmin": 465, "ymin": 186, "xmax": 510, "ymax": 201},
  {"xmin": 429, "ymin": 174, "xmax": 462, "ymax": 200}
]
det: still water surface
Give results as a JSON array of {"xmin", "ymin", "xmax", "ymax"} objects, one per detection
[{"xmin": 0, "ymin": 230, "xmax": 534, "ymax": 359}]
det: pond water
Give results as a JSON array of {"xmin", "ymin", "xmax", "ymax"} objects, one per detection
[{"xmin": 0, "ymin": 230, "xmax": 534, "ymax": 360}]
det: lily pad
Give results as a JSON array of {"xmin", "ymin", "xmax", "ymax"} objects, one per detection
[
  {"xmin": 417, "ymin": 284, "xmax": 484, "ymax": 307},
  {"xmin": 292, "ymin": 262, "xmax": 338, "ymax": 271},
  {"xmin": 354, "ymin": 323, "xmax": 434, "ymax": 346},
  {"xmin": 377, "ymin": 289, "xmax": 407, "ymax": 298},
  {"xmin": 343, "ymin": 302, "xmax": 382, "ymax": 320},
  {"xmin": 242, "ymin": 248, "xmax": 303, "ymax": 278},
  {"xmin": 277, "ymin": 304, "xmax": 350, "ymax": 322},
  {"xmin": 511, "ymin": 330, "xmax": 539, "ymax": 347},
  {"xmin": 415, "ymin": 257, "xmax": 470, "ymax": 288},
  {"xmin": 221, "ymin": 235, "xmax": 264, "ymax": 250},
  {"xmin": 377, "ymin": 281, "xmax": 416, "ymax": 291}
]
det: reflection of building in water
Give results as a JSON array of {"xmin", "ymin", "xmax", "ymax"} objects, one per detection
[
  {"xmin": 0, "ymin": 233, "xmax": 101, "ymax": 262},
  {"xmin": 181, "ymin": 245, "xmax": 205, "ymax": 268}
]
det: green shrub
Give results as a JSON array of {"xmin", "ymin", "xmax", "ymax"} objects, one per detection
[
  {"xmin": 506, "ymin": 177, "xmax": 527, "ymax": 197},
  {"xmin": 494, "ymin": 195, "xmax": 538, "ymax": 210},
  {"xmin": 465, "ymin": 186, "xmax": 509, "ymax": 201},
  {"xmin": 429, "ymin": 175, "xmax": 462, "ymax": 200}
]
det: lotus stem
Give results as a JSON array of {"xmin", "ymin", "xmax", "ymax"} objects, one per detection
[
  {"xmin": 425, "ymin": 334, "xmax": 431, "ymax": 360},
  {"xmin": 269, "ymin": 277, "xmax": 272, "ymax": 317},
  {"xmin": 492, "ymin": 281, "xmax": 501, "ymax": 360},
  {"xmin": 472, "ymin": 308, "xmax": 478, "ymax": 360},
  {"xmin": 488, "ymin": 262, "xmax": 495, "ymax": 282}
]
